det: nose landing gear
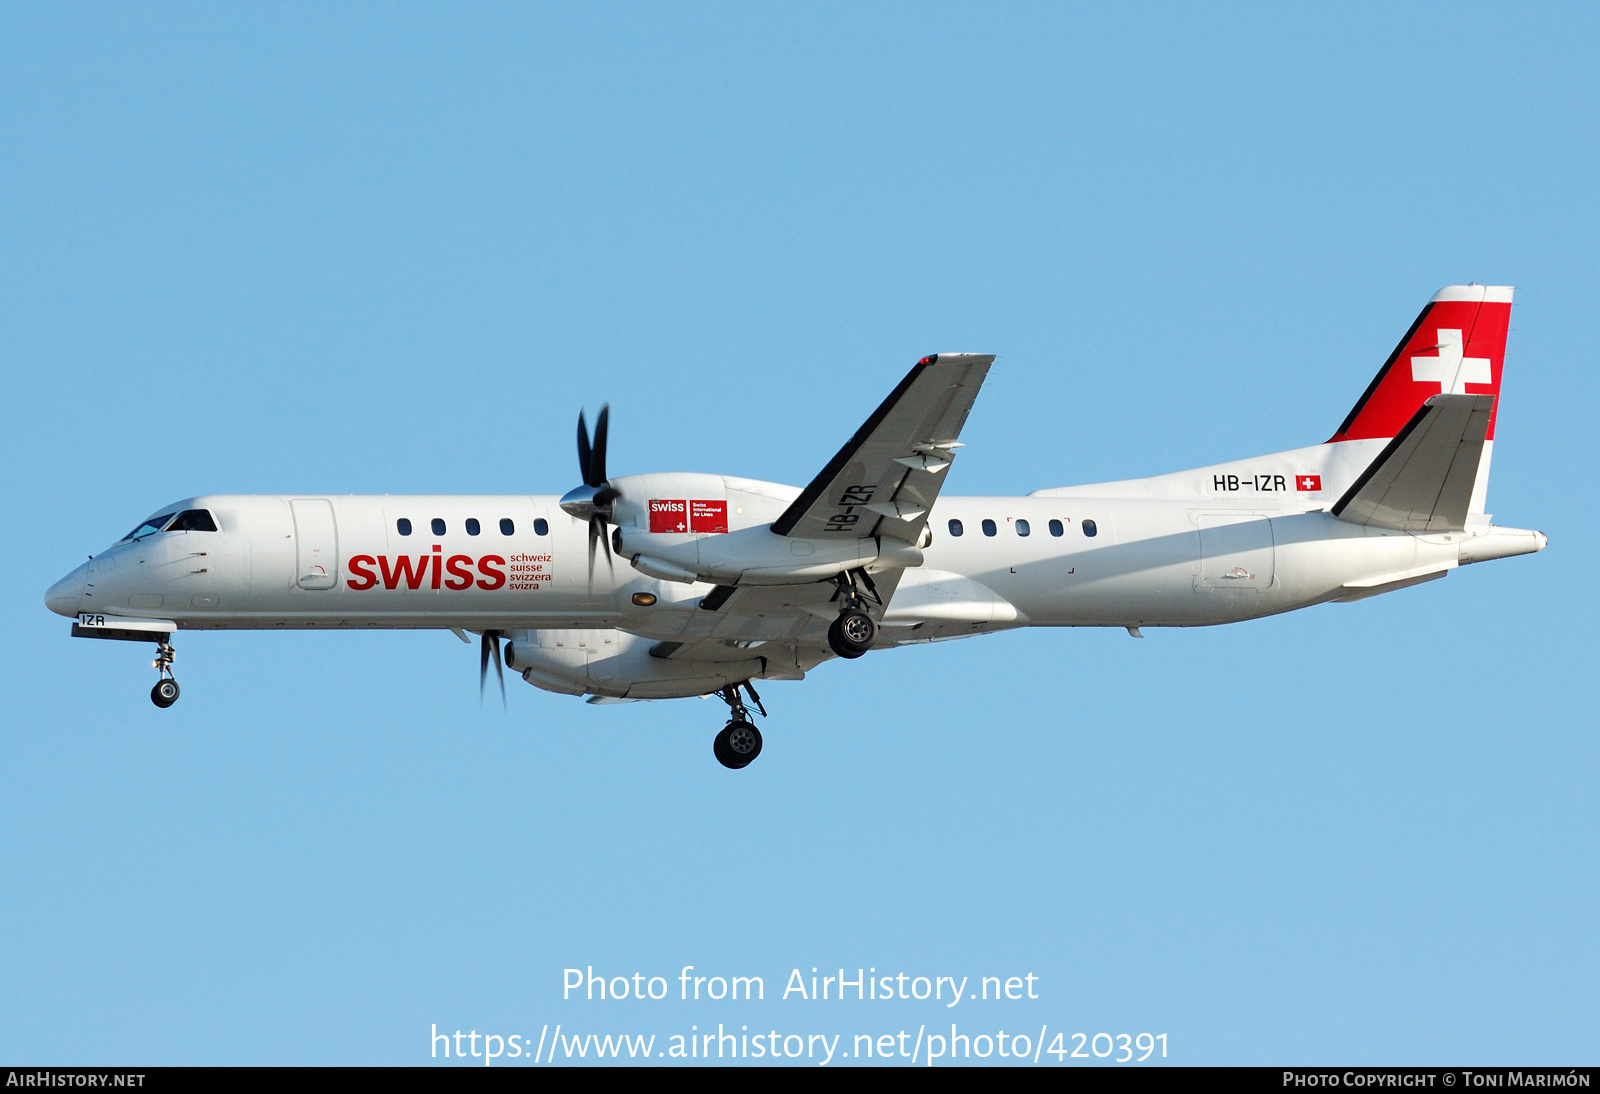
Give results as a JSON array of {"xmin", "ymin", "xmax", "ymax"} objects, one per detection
[
  {"xmin": 712, "ymin": 682, "xmax": 766, "ymax": 770},
  {"xmin": 150, "ymin": 638, "xmax": 180, "ymax": 708}
]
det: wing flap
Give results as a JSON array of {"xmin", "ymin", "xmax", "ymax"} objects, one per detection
[{"xmin": 1332, "ymin": 394, "xmax": 1495, "ymax": 533}]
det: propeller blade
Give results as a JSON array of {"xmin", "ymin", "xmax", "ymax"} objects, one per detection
[
  {"xmin": 577, "ymin": 410, "xmax": 593, "ymax": 486},
  {"xmin": 491, "ymin": 633, "xmax": 506, "ymax": 710},
  {"xmin": 586, "ymin": 515, "xmax": 616, "ymax": 590},
  {"xmin": 575, "ymin": 402, "xmax": 617, "ymax": 577},
  {"xmin": 596, "ymin": 516, "xmax": 615, "ymax": 572},
  {"xmin": 480, "ymin": 630, "xmax": 506, "ymax": 709},
  {"xmin": 590, "ymin": 404, "xmax": 609, "ymax": 486}
]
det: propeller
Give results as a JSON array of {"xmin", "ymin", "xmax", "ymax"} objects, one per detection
[
  {"xmin": 480, "ymin": 629, "xmax": 506, "ymax": 709},
  {"xmin": 559, "ymin": 404, "xmax": 621, "ymax": 586}
]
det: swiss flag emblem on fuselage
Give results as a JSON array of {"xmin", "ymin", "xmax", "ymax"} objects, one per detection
[
  {"xmin": 1296, "ymin": 475, "xmax": 1322, "ymax": 491},
  {"xmin": 1330, "ymin": 289, "xmax": 1510, "ymax": 444}
]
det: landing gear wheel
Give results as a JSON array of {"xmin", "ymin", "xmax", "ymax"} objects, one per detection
[
  {"xmin": 713, "ymin": 719, "xmax": 763, "ymax": 769},
  {"xmin": 828, "ymin": 608, "xmax": 877, "ymax": 659},
  {"xmin": 151, "ymin": 679, "xmax": 180, "ymax": 708}
]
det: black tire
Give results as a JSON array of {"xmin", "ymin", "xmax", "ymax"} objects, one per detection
[
  {"xmin": 151, "ymin": 679, "xmax": 180, "ymax": 708},
  {"xmin": 827, "ymin": 609, "xmax": 877, "ymax": 659},
  {"xmin": 713, "ymin": 719, "xmax": 763, "ymax": 769}
]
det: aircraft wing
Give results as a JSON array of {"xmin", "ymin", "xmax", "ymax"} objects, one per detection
[
  {"xmin": 1332, "ymin": 393, "xmax": 1495, "ymax": 533},
  {"xmin": 770, "ymin": 353, "xmax": 994, "ymax": 544}
]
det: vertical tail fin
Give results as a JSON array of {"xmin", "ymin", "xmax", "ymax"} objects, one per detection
[{"xmin": 1331, "ymin": 285, "xmax": 1512, "ymax": 515}]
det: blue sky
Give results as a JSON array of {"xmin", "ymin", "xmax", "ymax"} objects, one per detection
[{"xmin": 2, "ymin": 3, "xmax": 1595, "ymax": 1065}]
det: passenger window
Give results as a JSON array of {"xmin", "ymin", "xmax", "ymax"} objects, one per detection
[
  {"xmin": 534, "ymin": 518, "xmax": 549, "ymax": 536},
  {"xmin": 396, "ymin": 518, "xmax": 412, "ymax": 536},
  {"xmin": 120, "ymin": 513, "xmax": 177, "ymax": 542},
  {"xmin": 431, "ymin": 518, "xmax": 446, "ymax": 536},
  {"xmin": 948, "ymin": 518, "xmax": 964, "ymax": 537},
  {"xmin": 500, "ymin": 518, "xmax": 515, "ymax": 536},
  {"xmin": 1049, "ymin": 519, "xmax": 1064, "ymax": 537},
  {"xmin": 1016, "ymin": 518, "xmax": 1030, "ymax": 537},
  {"xmin": 167, "ymin": 509, "xmax": 218, "ymax": 532},
  {"xmin": 1083, "ymin": 518, "xmax": 1098, "ymax": 538},
  {"xmin": 982, "ymin": 519, "xmax": 997, "ymax": 537},
  {"xmin": 466, "ymin": 518, "xmax": 480, "ymax": 536}
]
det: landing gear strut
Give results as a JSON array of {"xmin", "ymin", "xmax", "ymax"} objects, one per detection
[
  {"xmin": 827, "ymin": 568, "xmax": 880, "ymax": 659},
  {"xmin": 150, "ymin": 637, "xmax": 180, "ymax": 708},
  {"xmin": 713, "ymin": 682, "xmax": 765, "ymax": 770}
]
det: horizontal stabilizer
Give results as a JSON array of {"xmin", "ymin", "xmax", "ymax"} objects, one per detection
[{"xmin": 1332, "ymin": 394, "xmax": 1494, "ymax": 533}]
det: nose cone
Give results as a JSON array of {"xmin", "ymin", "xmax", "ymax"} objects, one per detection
[{"xmin": 45, "ymin": 564, "xmax": 87, "ymax": 617}]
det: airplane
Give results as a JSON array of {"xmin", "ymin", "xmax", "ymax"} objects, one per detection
[{"xmin": 45, "ymin": 285, "xmax": 1546, "ymax": 769}]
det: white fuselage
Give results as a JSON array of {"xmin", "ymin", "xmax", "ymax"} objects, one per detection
[
  {"xmin": 47, "ymin": 465, "xmax": 1541, "ymax": 638},
  {"xmin": 44, "ymin": 449, "xmax": 1545, "ymax": 703}
]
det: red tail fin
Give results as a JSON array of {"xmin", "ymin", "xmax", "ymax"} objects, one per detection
[{"xmin": 1332, "ymin": 285, "xmax": 1512, "ymax": 442}]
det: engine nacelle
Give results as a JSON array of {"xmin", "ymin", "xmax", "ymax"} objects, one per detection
[
  {"xmin": 618, "ymin": 525, "xmax": 923, "ymax": 585},
  {"xmin": 603, "ymin": 470, "xmax": 924, "ymax": 585},
  {"xmin": 605, "ymin": 472, "xmax": 794, "ymax": 534},
  {"xmin": 503, "ymin": 627, "xmax": 764, "ymax": 700}
]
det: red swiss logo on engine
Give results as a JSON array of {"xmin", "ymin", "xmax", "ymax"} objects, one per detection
[
  {"xmin": 649, "ymin": 499, "xmax": 688, "ymax": 533},
  {"xmin": 649, "ymin": 499, "xmax": 728, "ymax": 534}
]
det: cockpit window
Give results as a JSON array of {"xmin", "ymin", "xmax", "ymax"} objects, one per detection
[
  {"xmin": 120, "ymin": 513, "xmax": 176, "ymax": 542},
  {"xmin": 167, "ymin": 509, "xmax": 218, "ymax": 532}
]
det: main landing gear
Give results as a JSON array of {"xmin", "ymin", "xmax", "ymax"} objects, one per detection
[
  {"xmin": 150, "ymin": 637, "xmax": 180, "ymax": 708},
  {"xmin": 713, "ymin": 682, "xmax": 766, "ymax": 770},
  {"xmin": 826, "ymin": 568, "xmax": 880, "ymax": 659}
]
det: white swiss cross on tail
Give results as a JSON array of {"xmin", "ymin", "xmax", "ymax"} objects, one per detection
[{"xmin": 1411, "ymin": 329, "xmax": 1491, "ymax": 394}]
